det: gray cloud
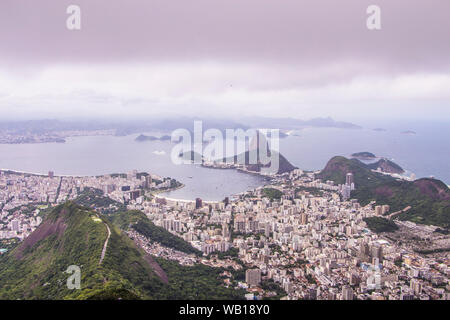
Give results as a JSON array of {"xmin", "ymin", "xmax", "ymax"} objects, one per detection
[
  {"xmin": 1, "ymin": 0, "xmax": 449, "ymax": 70},
  {"xmin": 0, "ymin": 0, "xmax": 449, "ymax": 121}
]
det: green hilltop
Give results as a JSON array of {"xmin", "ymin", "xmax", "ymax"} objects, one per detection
[
  {"xmin": 317, "ymin": 156, "xmax": 450, "ymax": 228},
  {"xmin": 262, "ymin": 188, "xmax": 283, "ymax": 201},
  {"xmin": 366, "ymin": 158, "xmax": 405, "ymax": 174},
  {"xmin": 0, "ymin": 202, "xmax": 244, "ymax": 300},
  {"xmin": 0, "ymin": 202, "xmax": 165, "ymax": 299},
  {"xmin": 71, "ymin": 188, "xmax": 201, "ymax": 255},
  {"xmin": 108, "ymin": 209, "xmax": 202, "ymax": 256},
  {"xmin": 317, "ymin": 156, "xmax": 393, "ymax": 186},
  {"xmin": 363, "ymin": 217, "xmax": 399, "ymax": 233}
]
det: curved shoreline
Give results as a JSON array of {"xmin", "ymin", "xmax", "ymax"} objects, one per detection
[
  {"xmin": 201, "ymin": 163, "xmax": 273, "ymax": 181},
  {"xmin": 0, "ymin": 167, "xmax": 269, "ymax": 203},
  {"xmin": 0, "ymin": 168, "xmax": 82, "ymax": 178}
]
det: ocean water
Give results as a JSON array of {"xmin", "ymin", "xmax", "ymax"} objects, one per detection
[
  {"xmin": 0, "ymin": 121, "xmax": 448, "ymax": 201},
  {"xmin": 278, "ymin": 121, "xmax": 450, "ymax": 185},
  {"xmin": 0, "ymin": 134, "xmax": 265, "ymax": 201}
]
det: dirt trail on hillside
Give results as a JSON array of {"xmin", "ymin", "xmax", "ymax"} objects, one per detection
[{"xmin": 99, "ymin": 223, "xmax": 111, "ymax": 265}]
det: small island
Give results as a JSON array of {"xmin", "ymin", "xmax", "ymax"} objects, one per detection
[{"xmin": 351, "ymin": 152, "xmax": 376, "ymax": 160}]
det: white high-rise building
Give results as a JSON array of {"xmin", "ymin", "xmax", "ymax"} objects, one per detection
[{"xmin": 11, "ymin": 219, "xmax": 20, "ymax": 232}]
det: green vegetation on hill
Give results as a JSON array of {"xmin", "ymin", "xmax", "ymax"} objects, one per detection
[
  {"xmin": 72, "ymin": 188, "xmax": 199, "ymax": 254},
  {"xmin": 109, "ymin": 210, "xmax": 202, "ymax": 256},
  {"xmin": 0, "ymin": 202, "xmax": 244, "ymax": 300},
  {"xmin": 295, "ymin": 186, "xmax": 324, "ymax": 197},
  {"xmin": 74, "ymin": 187, "xmax": 126, "ymax": 214},
  {"xmin": 366, "ymin": 158, "xmax": 405, "ymax": 174},
  {"xmin": 209, "ymin": 247, "xmax": 239, "ymax": 259},
  {"xmin": 355, "ymin": 178, "xmax": 450, "ymax": 227},
  {"xmin": 363, "ymin": 217, "xmax": 399, "ymax": 233},
  {"xmin": 317, "ymin": 156, "xmax": 394, "ymax": 186},
  {"xmin": 0, "ymin": 202, "xmax": 165, "ymax": 299},
  {"xmin": 262, "ymin": 188, "xmax": 283, "ymax": 201},
  {"xmin": 134, "ymin": 220, "xmax": 201, "ymax": 255},
  {"xmin": 260, "ymin": 279, "xmax": 287, "ymax": 300},
  {"xmin": 154, "ymin": 258, "xmax": 245, "ymax": 300},
  {"xmin": 318, "ymin": 156, "xmax": 450, "ymax": 228}
]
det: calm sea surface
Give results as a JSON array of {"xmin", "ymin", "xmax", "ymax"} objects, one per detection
[
  {"xmin": 0, "ymin": 121, "xmax": 448, "ymax": 200},
  {"xmin": 280, "ymin": 122, "xmax": 450, "ymax": 186}
]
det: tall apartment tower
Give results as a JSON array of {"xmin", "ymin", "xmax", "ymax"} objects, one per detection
[
  {"xmin": 144, "ymin": 175, "xmax": 152, "ymax": 189},
  {"xmin": 342, "ymin": 286, "xmax": 354, "ymax": 300},
  {"xmin": 346, "ymin": 172, "xmax": 354, "ymax": 186},
  {"xmin": 300, "ymin": 212, "xmax": 308, "ymax": 225},
  {"xmin": 222, "ymin": 223, "xmax": 230, "ymax": 238},
  {"xmin": 245, "ymin": 269, "xmax": 262, "ymax": 287},
  {"xmin": 195, "ymin": 197, "xmax": 203, "ymax": 209}
]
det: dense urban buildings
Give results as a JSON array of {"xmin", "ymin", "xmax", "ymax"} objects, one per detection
[{"xmin": 1, "ymin": 167, "xmax": 448, "ymax": 300}]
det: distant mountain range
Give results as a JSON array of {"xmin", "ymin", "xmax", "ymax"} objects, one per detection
[
  {"xmin": 0, "ymin": 116, "xmax": 361, "ymax": 137},
  {"xmin": 317, "ymin": 156, "xmax": 450, "ymax": 228},
  {"xmin": 238, "ymin": 116, "xmax": 361, "ymax": 130}
]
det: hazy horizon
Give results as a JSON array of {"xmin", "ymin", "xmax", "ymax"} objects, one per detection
[{"xmin": 1, "ymin": 0, "xmax": 449, "ymax": 122}]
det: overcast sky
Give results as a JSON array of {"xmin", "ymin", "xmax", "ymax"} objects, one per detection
[{"xmin": 0, "ymin": 0, "xmax": 449, "ymax": 122}]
